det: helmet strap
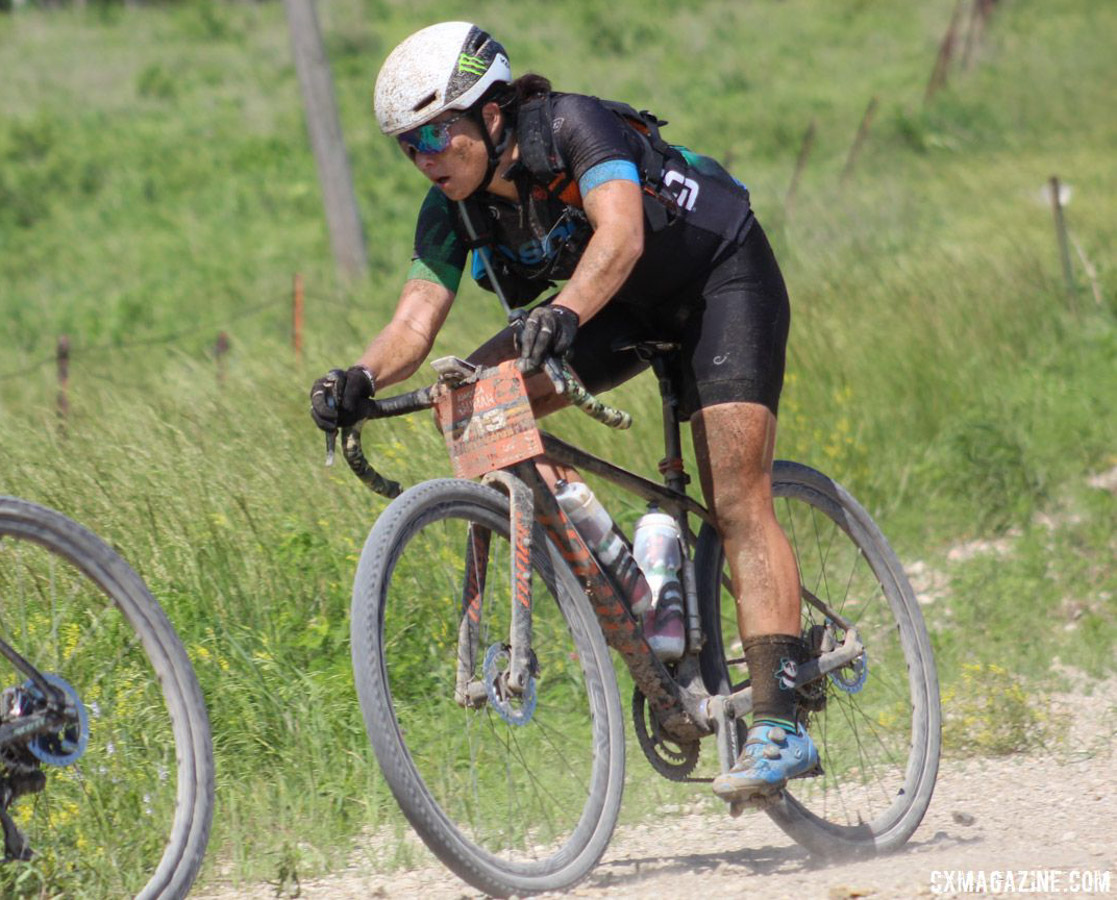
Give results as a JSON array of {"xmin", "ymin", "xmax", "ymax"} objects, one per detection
[{"xmin": 471, "ymin": 105, "xmax": 513, "ymax": 193}]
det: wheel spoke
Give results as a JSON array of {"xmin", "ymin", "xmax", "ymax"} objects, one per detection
[
  {"xmin": 700, "ymin": 466, "xmax": 939, "ymax": 855},
  {"xmin": 356, "ymin": 482, "xmax": 622, "ymax": 893},
  {"xmin": 0, "ymin": 498, "xmax": 213, "ymax": 898}
]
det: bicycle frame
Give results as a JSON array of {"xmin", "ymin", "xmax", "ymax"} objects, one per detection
[{"xmin": 338, "ymin": 355, "xmax": 866, "ymax": 762}]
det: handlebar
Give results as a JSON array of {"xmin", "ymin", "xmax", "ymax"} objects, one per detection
[{"xmin": 326, "ymin": 358, "xmax": 631, "ymax": 500}]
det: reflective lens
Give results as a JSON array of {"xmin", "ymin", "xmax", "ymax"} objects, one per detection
[{"xmin": 398, "ymin": 113, "xmax": 466, "ymax": 158}]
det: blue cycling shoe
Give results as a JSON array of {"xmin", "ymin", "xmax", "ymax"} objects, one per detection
[{"xmin": 711, "ymin": 721, "xmax": 820, "ymax": 803}]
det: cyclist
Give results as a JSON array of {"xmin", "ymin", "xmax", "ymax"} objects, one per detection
[{"xmin": 309, "ymin": 21, "xmax": 817, "ymax": 803}]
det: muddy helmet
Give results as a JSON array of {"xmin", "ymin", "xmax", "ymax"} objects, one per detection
[{"xmin": 374, "ymin": 22, "xmax": 512, "ymax": 136}]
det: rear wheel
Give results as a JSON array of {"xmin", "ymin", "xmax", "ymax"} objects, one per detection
[
  {"xmin": 697, "ymin": 462, "xmax": 940, "ymax": 857},
  {"xmin": 350, "ymin": 479, "xmax": 625, "ymax": 897},
  {"xmin": 0, "ymin": 497, "xmax": 215, "ymax": 898}
]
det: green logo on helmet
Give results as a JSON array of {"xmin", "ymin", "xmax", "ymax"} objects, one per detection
[{"xmin": 457, "ymin": 53, "xmax": 487, "ymax": 76}]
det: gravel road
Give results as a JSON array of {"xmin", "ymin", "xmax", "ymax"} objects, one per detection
[{"xmin": 201, "ymin": 676, "xmax": 1115, "ymax": 899}]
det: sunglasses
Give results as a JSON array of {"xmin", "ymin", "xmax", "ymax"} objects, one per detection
[{"xmin": 397, "ymin": 113, "xmax": 468, "ymax": 159}]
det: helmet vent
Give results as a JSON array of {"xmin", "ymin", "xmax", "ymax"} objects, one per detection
[{"xmin": 412, "ymin": 91, "xmax": 439, "ymax": 112}]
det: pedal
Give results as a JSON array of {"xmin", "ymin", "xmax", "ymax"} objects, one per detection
[{"xmin": 724, "ymin": 790, "xmax": 781, "ymax": 817}]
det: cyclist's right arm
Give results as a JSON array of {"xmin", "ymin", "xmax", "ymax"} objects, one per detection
[
  {"xmin": 356, "ymin": 187, "xmax": 466, "ymax": 390},
  {"xmin": 354, "ymin": 278, "xmax": 456, "ymax": 390}
]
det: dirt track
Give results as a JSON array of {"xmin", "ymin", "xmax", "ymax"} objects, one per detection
[{"xmin": 201, "ymin": 677, "xmax": 1115, "ymax": 899}]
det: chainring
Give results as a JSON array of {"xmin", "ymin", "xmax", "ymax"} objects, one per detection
[{"xmin": 632, "ymin": 687, "xmax": 700, "ymax": 781}]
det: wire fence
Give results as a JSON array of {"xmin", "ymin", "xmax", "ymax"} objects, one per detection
[
  {"xmin": 0, "ymin": 274, "xmax": 363, "ymax": 421},
  {"xmin": 0, "ymin": 298, "xmax": 276, "ymax": 382}
]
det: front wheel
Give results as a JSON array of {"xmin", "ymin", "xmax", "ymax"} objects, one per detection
[
  {"xmin": 0, "ymin": 497, "xmax": 215, "ymax": 898},
  {"xmin": 696, "ymin": 462, "xmax": 941, "ymax": 858},
  {"xmin": 350, "ymin": 479, "xmax": 625, "ymax": 897}
]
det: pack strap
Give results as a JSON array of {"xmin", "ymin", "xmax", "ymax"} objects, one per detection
[{"xmin": 517, "ymin": 95, "xmax": 564, "ymax": 178}]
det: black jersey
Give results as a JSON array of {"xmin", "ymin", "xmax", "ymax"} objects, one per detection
[{"xmin": 408, "ymin": 92, "xmax": 755, "ymax": 313}]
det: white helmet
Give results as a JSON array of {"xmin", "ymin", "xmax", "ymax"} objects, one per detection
[{"xmin": 374, "ymin": 22, "xmax": 512, "ymax": 136}]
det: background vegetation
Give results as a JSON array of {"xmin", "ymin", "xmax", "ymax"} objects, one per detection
[{"xmin": 1, "ymin": 0, "xmax": 1113, "ymax": 889}]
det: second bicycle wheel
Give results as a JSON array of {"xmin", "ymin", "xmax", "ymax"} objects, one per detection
[
  {"xmin": 0, "ymin": 497, "xmax": 214, "ymax": 899},
  {"xmin": 696, "ymin": 461, "xmax": 940, "ymax": 858},
  {"xmin": 350, "ymin": 479, "xmax": 625, "ymax": 898}
]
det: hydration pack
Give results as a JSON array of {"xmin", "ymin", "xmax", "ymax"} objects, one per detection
[{"xmin": 453, "ymin": 92, "xmax": 740, "ymax": 306}]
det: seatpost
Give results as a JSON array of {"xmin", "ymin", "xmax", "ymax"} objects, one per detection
[
  {"xmin": 649, "ymin": 354, "xmax": 687, "ymax": 495},
  {"xmin": 649, "ymin": 352, "xmax": 703, "ymax": 651}
]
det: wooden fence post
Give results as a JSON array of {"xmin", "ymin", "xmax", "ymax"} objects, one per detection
[
  {"xmin": 283, "ymin": 0, "xmax": 369, "ymax": 280},
  {"xmin": 56, "ymin": 335, "xmax": 70, "ymax": 428},
  {"xmin": 215, "ymin": 332, "xmax": 230, "ymax": 384},
  {"xmin": 963, "ymin": 0, "xmax": 999, "ymax": 70},
  {"xmin": 293, "ymin": 272, "xmax": 304, "ymax": 364},
  {"xmin": 925, "ymin": 0, "xmax": 964, "ymax": 104},
  {"xmin": 784, "ymin": 119, "xmax": 816, "ymax": 219},
  {"xmin": 1048, "ymin": 176, "xmax": 1077, "ymax": 310},
  {"xmin": 840, "ymin": 98, "xmax": 878, "ymax": 185}
]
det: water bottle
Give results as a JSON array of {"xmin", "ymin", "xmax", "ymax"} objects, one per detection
[
  {"xmin": 554, "ymin": 480, "xmax": 653, "ymax": 614},
  {"xmin": 632, "ymin": 507, "xmax": 684, "ymax": 612}
]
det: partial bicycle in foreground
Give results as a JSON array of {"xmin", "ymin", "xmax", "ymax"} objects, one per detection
[
  {"xmin": 0, "ymin": 497, "xmax": 215, "ymax": 899},
  {"xmin": 331, "ymin": 344, "xmax": 941, "ymax": 897}
]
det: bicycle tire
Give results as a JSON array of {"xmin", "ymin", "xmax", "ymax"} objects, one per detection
[
  {"xmin": 350, "ymin": 479, "xmax": 625, "ymax": 897},
  {"xmin": 696, "ymin": 462, "xmax": 940, "ymax": 858},
  {"xmin": 0, "ymin": 497, "xmax": 215, "ymax": 899}
]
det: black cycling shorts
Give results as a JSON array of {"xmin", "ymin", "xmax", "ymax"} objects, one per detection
[
  {"xmin": 570, "ymin": 220, "xmax": 789, "ymax": 417},
  {"xmin": 468, "ymin": 219, "xmax": 790, "ymax": 418}
]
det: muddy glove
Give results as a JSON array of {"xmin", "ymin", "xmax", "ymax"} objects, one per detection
[
  {"xmin": 518, "ymin": 304, "xmax": 580, "ymax": 371},
  {"xmin": 309, "ymin": 365, "xmax": 375, "ymax": 431}
]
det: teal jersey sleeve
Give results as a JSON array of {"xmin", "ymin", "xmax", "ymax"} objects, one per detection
[
  {"xmin": 407, "ymin": 187, "xmax": 467, "ymax": 292},
  {"xmin": 578, "ymin": 159, "xmax": 640, "ymax": 197}
]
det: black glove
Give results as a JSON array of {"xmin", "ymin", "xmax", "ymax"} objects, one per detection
[
  {"xmin": 517, "ymin": 304, "xmax": 579, "ymax": 371},
  {"xmin": 309, "ymin": 365, "xmax": 375, "ymax": 431}
]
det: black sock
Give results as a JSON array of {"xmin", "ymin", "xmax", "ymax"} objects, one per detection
[{"xmin": 742, "ymin": 634, "xmax": 810, "ymax": 731}]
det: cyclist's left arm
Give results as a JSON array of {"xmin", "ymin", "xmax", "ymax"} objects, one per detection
[
  {"xmin": 554, "ymin": 179, "xmax": 644, "ymax": 325},
  {"xmin": 546, "ymin": 95, "xmax": 646, "ymax": 325}
]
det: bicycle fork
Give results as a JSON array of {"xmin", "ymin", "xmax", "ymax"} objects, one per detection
[{"xmin": 453, "ymin": 471, "xmax": 537, "ymax": 719}]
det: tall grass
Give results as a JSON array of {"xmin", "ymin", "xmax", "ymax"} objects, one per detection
[{"xmin": 1, "ymin": 0, "xmax": 1114, "ymax": 887}]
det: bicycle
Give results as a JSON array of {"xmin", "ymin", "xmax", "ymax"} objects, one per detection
[
  {"xmin": 332, "ymin": 344, "xmax": 941, "ymax": 897},
  {"xmin": 0, "ymin": 497, "xmax": 215, "ymax": 899}
]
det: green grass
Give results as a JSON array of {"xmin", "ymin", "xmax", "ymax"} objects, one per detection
[{"xmin": 1, "ymin": 0, "xmax": 1115, "ymax": 889}]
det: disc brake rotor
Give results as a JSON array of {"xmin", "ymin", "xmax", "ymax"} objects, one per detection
[
  {"xmin": 830, "ymin": 650, "xmax": 869, "ymax": 693},
  {"xmin": 22, "ymin": 673, "xmax": 90, "ymax": 766},
  {"xmin": 482, "ymin": 643, "xmax": 537, "ymax": 727}
]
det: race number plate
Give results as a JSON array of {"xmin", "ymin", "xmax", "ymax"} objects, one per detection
[{"xmin": 433, "ymin": 361, "xmax": 544, "ymax": 479}]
